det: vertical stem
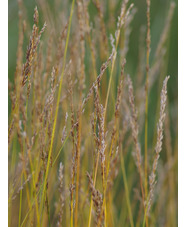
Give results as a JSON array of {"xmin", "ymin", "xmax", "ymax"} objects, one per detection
[{"xmin": 145, "ymin": 0, "xmax": 151, "ymax": 226}]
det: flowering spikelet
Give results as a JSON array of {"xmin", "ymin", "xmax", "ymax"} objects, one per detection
[
  {"xmin": 82, "ymin": 50, "xmax": 114, "ymax": 107},
  {"xmin": 83, "ymin": 0, "xmax": 91, "ymax": 34},
  {"xmin": 99, "ymin": 104, "xmax": 106, "ymax": 165},
  {"xmin": 61, "ymin": 112, "xmax": 68, "ymax": 144},
  {"xmin": 57, "ymin": 162, "xmax": 64, "ymax": 226},
  {"xmin": 86, "ymin": 172, "xmax": 104, "ymax": 225},
  {"xmin": 11, "ymin": 174, "xmax": 32, "ymax": 201},
  {"xmin": 22, "ymin": 23, "xmax": 37, "ymax": 87},
  {"xmin": 115, "ymin": 1, "xmax": 133, "ymax": 42},
  {"xmin": 22, "ymin": 7, "xmax": 46, "ymax": 87},
  {"xmin": 45, "ymin": 67, "xmax": 56, "ymax": 111},
  {"xmin": 147, "ymin": 76, "xmax": 170, "ymax": 214},
  {"xmin": 77, "ymin": 0, "xmax": 86, "ymax": 92},
  {"xmin": 127, "ymin": 75, "xmax": 142, "ymax": 170},
  {"xmin": 91, "ymin": 111, "xmax": 99, "ymax": 150},
  {"xmin": 33, "ymin": 6, "xmax": 38, "ymax": 24},
  {"xmin": 115, "ymin": 59, "xmax": 126, "ymax": 118}
]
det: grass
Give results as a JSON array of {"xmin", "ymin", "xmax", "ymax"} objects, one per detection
[{"xmin": 8, "ymin": 0, "xmax": 177, "ymax": 226}]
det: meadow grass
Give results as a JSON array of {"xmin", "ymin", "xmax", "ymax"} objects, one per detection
[{"xmin": 8, "ymin": 0, "xmax": 177, "ymax": 226}]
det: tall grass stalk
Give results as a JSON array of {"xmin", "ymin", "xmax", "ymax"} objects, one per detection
[{"xmin": 145, "ymin": 0, "xmax": 151, "ymax": 226}]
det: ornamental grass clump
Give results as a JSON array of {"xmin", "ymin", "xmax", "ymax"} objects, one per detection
[{"xmin": 8, "ymin": 0, "xmax": 177, "ymax": 226}]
